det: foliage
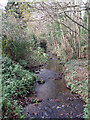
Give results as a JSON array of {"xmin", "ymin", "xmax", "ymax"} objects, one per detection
[
  {"xmin": 2, "ymin": 8, "xmax": 48, "ymax": 67},
  {"xmin": 2, "ymin": 13, "xmax": 30, "ymax": 61},
  {"xmin": 2, "ymin": 1, "xmax": 89, "ymax": 119},
  {"xmin": 83, "ymin": 11, "xmax": 88, "ymax": 24},
  {"xmin": 26, "ymin": 47, "xmax": 48, "ymax": 67},
  {"xmin": 2, "ymin": 4, "xmax": 48, "ymax": 119},
  {"xmin": 19, "ymin": 59, "xmax": 28, "ymax": 68},
  {"xmin": 2, "ymin": 57, "xmax": 36, "ymax": 119},
  {"xmin": 83, "ymin": 99, "xmax": 90, "ymax": 118},
  {"xmin": 64, "ymin": 59, "xmax": 89, "ymax": 118},
  {"xmin": 81, "ymin": 45, "xmax": 88, "ymax": 59}
]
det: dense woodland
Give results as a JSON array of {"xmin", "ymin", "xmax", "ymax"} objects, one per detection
[{"xmin": 0, "ymin": 0, "xmax": 90, "ymax": 119}]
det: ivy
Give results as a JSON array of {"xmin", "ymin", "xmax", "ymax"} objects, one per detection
[{"xmin": 2, "ymin": 57, "xmax": 36, "ymax": 119}]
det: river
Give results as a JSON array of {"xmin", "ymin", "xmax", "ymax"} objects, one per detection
[{"xmin": 24, "ymin": 57, "xmax": 84, "ymax": 119}]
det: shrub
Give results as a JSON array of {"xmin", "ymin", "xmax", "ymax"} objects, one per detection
[
  {"xmin": 2, "ymin": 14, "xmax": 48, "ymax": 67},
  {"xmin": 2, "ymin": 57, "xmax": 36, "ymax": 119}
]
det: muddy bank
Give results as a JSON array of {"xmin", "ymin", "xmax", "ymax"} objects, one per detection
[{"xmin": 23, "ymin": 57, "xmax": 85, "ymax": 119}]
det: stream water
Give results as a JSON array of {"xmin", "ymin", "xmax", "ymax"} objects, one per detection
[
  {"xmin": 24, "ymin": 57, "xmax": 84, "ymax": 119},
  {"xmin": 35, "ymin": 58, "xmax": 70, "ymax": 100}
]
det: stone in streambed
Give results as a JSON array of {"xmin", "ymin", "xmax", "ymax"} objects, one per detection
[
  {"xmin": 37, "ymin": 78, "xmax": 45, "ymax": 84},
  {"xmin": 55, "ymin": 76, "xmax": 62, "ymax": 80},
  {"xmin": 35, "ymin": 71, "xmax": 40, "ymax": 74}
]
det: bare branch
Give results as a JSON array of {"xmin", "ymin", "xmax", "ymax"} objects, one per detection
[
  {"xmin": 58, "ymin": 3, "xmax": 90, "ymax": 31},
  {"xmin": 40, "ymin": 2, "xmax": 78, "ymax": 34}
]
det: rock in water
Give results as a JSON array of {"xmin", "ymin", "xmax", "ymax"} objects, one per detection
[
  {"xmin": 35, "ymin": 71, "xmax": 39, "ymax": 74},
  {"xmin": 37, "ymin": 79, "xmax": 45, "ymax": 84}
]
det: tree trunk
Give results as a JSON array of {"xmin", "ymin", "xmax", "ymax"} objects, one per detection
[{"xmin": 88, "ymin": 10, "xmax": 90, "ymax": 60}]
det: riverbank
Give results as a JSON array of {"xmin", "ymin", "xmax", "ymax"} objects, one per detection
[
  {"xmin": 63, "ymin": 59, "xmax": 89, "ymax": 118},
  {"xmin": 2, "ymin": 57, "xmax": 36, "ymax": 119}
]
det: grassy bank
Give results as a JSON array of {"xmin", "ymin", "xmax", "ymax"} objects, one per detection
[
  {"xmin": 64, "ymin": 59, "xmax": 89, "ymax": 118},
  {"xmin": 2, "ymin": 57, "xmax": 36, "ymax": 119}
]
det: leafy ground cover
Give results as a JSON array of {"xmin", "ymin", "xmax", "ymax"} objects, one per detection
[
  {"xmin": 2, "ymin": 57, "xmax": 36, "ymax": 119},
  {"xmin": 64, "ymin": 59, "xmax": 89, "ymax": 118}
]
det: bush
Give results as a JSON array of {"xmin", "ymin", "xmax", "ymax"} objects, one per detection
[
  {"xmin": 2, "ymin": 14, "xmax": 48, "ymax": 67},
  {"xmin": 64, "ymin": 59, "xmax": 89, "ymax": 118},
  {"xmin": 2, "ymin": 57, "xmax": 36, "ymax": 119},
  {"xmin": 83, "ymin": 100, "xmax": 90, "ymax": 118}
]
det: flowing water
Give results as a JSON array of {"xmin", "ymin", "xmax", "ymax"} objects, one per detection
[
  {"xmin": 24, "ymin": 57, "xmax": 84, "ymax": 119},
  {"xmin": 35, "ymin": 58, "xmax": 70, "ymax": 100}
]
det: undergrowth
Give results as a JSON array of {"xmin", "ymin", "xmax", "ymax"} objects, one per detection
[
  {"xmin": 2, "ymin": 57, "xmax": 36, "ymax": 119},
  {"xmin": 64, "ymin": 59, "xmax": 89, "ymax": 118}
]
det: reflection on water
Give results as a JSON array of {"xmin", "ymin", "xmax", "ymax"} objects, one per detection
[
  {"xmin": 46, "ymin": 59, "xmax": 63, "ymax": 72},
  {"xmin": 35, "ymin": 58, "xmax": 70, "ymax": 100}
]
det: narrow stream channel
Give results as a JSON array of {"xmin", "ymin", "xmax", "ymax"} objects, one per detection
[
  {"xmin": 24, "ymin": 57, "xmax": 84, "ymax": 119},
  {"xmin": 35, "ymin": 58, "xmax": 70, "ymax": 100}
]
